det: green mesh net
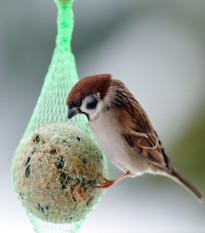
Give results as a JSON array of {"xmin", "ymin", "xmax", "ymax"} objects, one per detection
[{"xmin": 11, "ymin": 0, "xmax": 108, "ymax": 232}]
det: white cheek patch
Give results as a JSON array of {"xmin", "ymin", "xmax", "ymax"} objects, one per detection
[
  {"xmin": 89, "ymin": 101, "xmax": 103, "ymax": 120},
  {"xmin": 80, "ymin": 95, "xmax": 92, "ymax": 112},
  {"xmin": 80, "ymin": 95, "xmax": 103, "ymax": 121}
]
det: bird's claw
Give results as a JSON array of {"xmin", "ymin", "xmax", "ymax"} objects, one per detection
[{"xmin": 94, "ymin": 180, "xmax": 115, "ymax": 189}]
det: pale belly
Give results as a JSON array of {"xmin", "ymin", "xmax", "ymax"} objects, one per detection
[{"xmin": 90, "ymin": 114, "xmax": 149, "ymax": 176}]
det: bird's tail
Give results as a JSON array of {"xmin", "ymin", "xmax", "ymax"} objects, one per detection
[{"xmin": 166, "ymin": 165, "xmax": 202, "ymax": 201}]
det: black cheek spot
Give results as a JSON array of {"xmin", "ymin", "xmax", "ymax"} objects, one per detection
[
  {"xmin": 25, "ymin": 165, "xmax": 30, "ymax": 178},
  {"xmin": 45, "ymin": 205, "xmax": 50, "ymax": 210},
  {"xmin": 86, "ymin": 97, "xmax": 98, "ymax": 109}
]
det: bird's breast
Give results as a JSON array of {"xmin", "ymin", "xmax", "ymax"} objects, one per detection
[{"xmin": 89, "ymin": 112, "xmax": 147, "ymax": 175}]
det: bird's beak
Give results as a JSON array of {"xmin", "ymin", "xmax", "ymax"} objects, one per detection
[{"xmin": 68, "ymin": 108, "xmax": 78, "ymax": 119}]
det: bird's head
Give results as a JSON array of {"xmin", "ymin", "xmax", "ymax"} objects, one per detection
[{"xmin": 67, "ymin": 74, "xmax": 112, "ymax": 121}]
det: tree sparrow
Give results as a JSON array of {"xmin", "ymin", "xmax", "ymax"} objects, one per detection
[{"xmin": 67, "ymin": 74, "xmax": 202, "ymax": 201}]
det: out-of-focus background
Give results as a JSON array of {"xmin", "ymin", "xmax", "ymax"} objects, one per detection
[{"xmin": 1, "ymin": 0, "xmax": 205, "ymax": 232}]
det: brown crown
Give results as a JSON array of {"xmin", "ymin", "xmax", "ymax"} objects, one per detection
[{"xmin": 67, "ymin": 74, "xmax": 112, "ymax": 106}]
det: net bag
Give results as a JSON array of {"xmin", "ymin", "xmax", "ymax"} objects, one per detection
[{"xmin": 11, "ymin": 0, "xmax": 108, "ymax": 232}]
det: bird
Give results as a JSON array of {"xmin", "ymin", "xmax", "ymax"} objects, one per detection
[{"xmin": 66, "ymin": 73, "xmax": 202, "ymax": 201}]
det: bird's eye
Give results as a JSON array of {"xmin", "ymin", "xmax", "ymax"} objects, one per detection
[{"xmin": 74, "ymin": 99, "xmax": 81, "ymax": 106}]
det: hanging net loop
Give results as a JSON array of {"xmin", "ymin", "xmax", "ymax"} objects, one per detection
[{"xmin": 55, "ymin": 0, "xmax": 74, "ymax": 49}]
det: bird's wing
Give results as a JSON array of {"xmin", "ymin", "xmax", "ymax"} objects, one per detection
[
  {"xmin": 122, "ymin": 130, "xmax": 169, "ymax": 169},
  {"xmin": 115, "ymin": 87, "xmax": 170, "ymax": 170}
]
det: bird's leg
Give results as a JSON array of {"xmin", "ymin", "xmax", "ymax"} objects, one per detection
[{"xmin": 95, "ymin": 171, "xmax": 131, "ymax": 188}]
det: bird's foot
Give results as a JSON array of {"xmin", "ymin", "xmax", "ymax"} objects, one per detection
[
  {"xmin": 94, "ymin": 179, "xmax": 116, "ymax": 189},
  {"xmin": 94, "ymin": 171, "xmax": 131, "ymax": 189}
]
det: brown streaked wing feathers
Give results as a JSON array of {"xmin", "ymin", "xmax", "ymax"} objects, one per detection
[
  {"xmin": 114, "ymin": 80, "xmax": 168, "ymax": 169},
  {"xmin": 125, "ymin": 133, "xmax": 167, "ymax": 168}
]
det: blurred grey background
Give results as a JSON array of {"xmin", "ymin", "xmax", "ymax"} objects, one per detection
[{"xmin": 0, "ymin": 0, "xmax": 205, "ymax": 232}]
